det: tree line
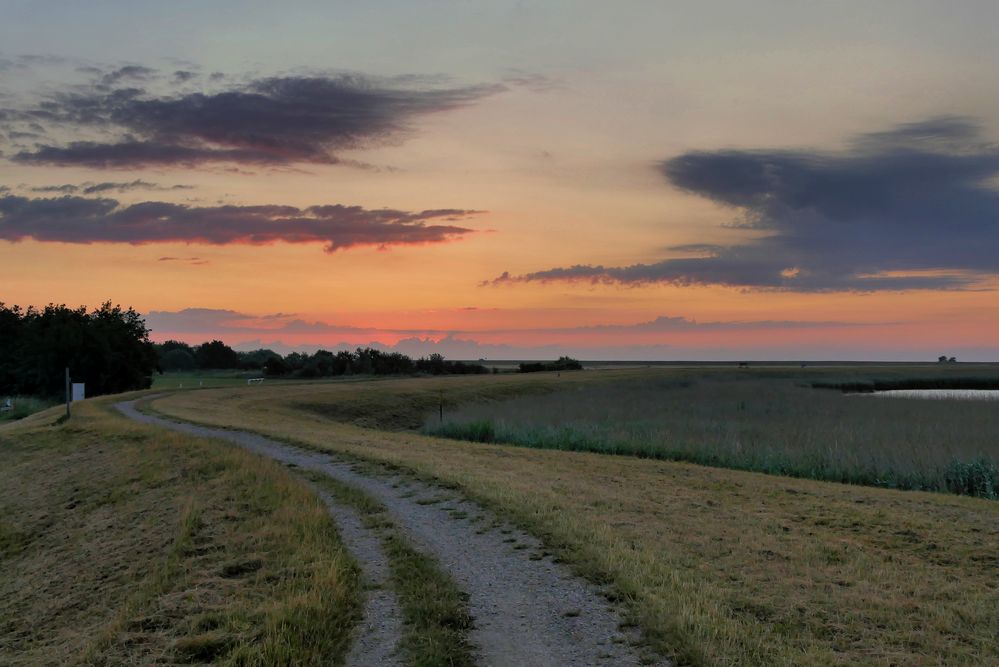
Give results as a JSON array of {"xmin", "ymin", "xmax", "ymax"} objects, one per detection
[
  {"xmin": 156, "ymin": 340, "xmax": 491, "ymax": 377},
  {"xmin": 0, "ymin": 302, "xmax": 158, "ymax": 398},
  {"xmin": 0, "ymin": 300, "xmax": 580, "ymax": 401}
]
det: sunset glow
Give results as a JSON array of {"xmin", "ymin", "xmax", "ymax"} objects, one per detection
[{"xmin": 2, "ymin": 2, "xmax": 998, "ymax": 359}]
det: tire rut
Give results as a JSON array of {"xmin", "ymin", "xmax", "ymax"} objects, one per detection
[
  {"xmin": 311, "ymin": 487, "xmax": 404, "ymax": 667},
  {"xmin": 116, "ymin": 398, "xmax": 662, "ymax": 667}
]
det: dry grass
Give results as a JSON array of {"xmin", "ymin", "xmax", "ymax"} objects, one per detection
[
  {"xmin": 0, "ymin": 395, "xmax": 360, "ymax": 665},
  {"xmin": 150, "ymin": 372, "xmax": 999, "ymax": 666}
]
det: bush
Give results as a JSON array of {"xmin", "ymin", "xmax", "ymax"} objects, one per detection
[
  {"xmin": 160, "ymin": 348, "xmax": 197, "ymax": 372},
  {"xmin": 519, "ymin": 356, "xmax": 583, "ymax": 373},
  {"xmin": 196, "ymin": 340, "xmax": 241, "ymax": 369}
]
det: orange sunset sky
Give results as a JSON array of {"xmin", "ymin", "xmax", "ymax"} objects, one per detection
[{"xmin": 2, "ymin": 1, "xmax": 998, "ymax": 359}]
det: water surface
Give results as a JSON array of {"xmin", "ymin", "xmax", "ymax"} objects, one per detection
[{"xmin": 870, "ymin": 389, "xmax": 999, "ymax": 401}]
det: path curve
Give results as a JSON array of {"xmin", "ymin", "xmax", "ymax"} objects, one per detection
[{"xmin": 117, "ymin": 398, "xmax": 661, "ymax": 667}]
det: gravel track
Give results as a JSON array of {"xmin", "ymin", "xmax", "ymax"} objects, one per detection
[
  {"xmin": 311, "ymin": 487, "xmax": 404, "ymax": 667},
  {"xmin": 116, "ymin": 398, "xmax": 660, "ymax": 666}
]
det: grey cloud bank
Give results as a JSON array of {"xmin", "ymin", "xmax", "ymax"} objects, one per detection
[
  {"xmin": 0, "ymin": 193, "xmax": 479, "ymax": 251},
  {"xmin": 2, "ymin": 67, "xmax": 500, "ymax": 167},
  {"xmin": 492, "ymin": 118, "xmax": 999, "ymax": 292}
]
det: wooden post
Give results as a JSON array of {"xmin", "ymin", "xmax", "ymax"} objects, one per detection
[
  {"xmin": 439, "ymin": 388, "xmax": 444, "ymax": 424},
  {"xmin": 64, "ymin": 366, "xmax": 71, "ymax": 418}
]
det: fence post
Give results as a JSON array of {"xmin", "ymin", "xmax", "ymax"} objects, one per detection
[{"xmin": 64, "ymin": 367, "xmax": 71, "ymax": 418}]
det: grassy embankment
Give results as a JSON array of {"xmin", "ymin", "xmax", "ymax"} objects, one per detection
[
  {"xmin": 425, "ymin": 369, "xmax": 999, "ymax": 497},
  {"xmin": 0, "ymin": 396, "xmax": 359, "ymax": 665},
  {"xmin": 148, "ymin": 370, "xmax": 999, "ymax": 667}
]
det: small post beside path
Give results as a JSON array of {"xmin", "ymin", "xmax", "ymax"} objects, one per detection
[{"xmin": 64, "ymin": 366, "xmax": 71, "ymax": 419}]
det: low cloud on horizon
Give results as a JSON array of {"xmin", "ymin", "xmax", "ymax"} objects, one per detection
[
  {"xmin": 144, "ymin": 307, "xmax": 869, "ymax": 339},
  {"xmin": 136, "ymin": 307, "xmax": 973, "ymax": 360}
]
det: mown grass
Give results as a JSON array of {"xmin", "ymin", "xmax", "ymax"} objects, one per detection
[
  {"xmin": 424, "ymin": 373, "xmax": 999, "ymax": 498},
  {"xmin": 148, "ymin": 372, "xmax": 999, "ymax": 666},
  {"xmin": 0, "ymin": 396, "xmax": 360, "ymax": 665},
  {"xmin": 305, "ymin": 472, "xmax": 476, "ymax": 667}
]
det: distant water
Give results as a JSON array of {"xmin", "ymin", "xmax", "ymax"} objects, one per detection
[{"xmin": 870, "ymin": 389, "xmax": 999, "ymax": 401}]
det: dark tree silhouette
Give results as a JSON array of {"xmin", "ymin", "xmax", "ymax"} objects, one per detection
[
  {"xmin": 195, "ymin": 340, "xmax": 241, "ymax": 369},
  {"xmin": 0, "ymin": 301, "xmax": 157, "ymax": 397}
]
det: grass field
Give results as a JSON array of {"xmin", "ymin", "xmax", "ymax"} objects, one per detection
[
  {"xmin": 150, "ymin": 370, "xmax": 273, "ymax": 390},
  {"xmin": 424, "ymin": 369, "xmax": 999, "ymax": 497},
  {"xmin": 0, "ymin": 395, "xmax": 360, "ymax": 665},
  {"xmin": 148, "ymin": 370, "xmax": 999, "ymax": 666}
]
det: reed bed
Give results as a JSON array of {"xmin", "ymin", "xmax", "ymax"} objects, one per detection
[{"xmin": 425, "ymin": 375, "xmax": 999, "ymax": 497}]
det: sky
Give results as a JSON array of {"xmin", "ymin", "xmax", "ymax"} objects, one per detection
[{"xmin": 1, "ymin": 1, "xmax": 998, "ymax": 360}]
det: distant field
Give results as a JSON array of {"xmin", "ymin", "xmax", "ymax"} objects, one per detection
[
  {"xmin": 150, "ymin": 370, "xmax": 269, "ymax": 390},
  {"xmin": 149, "ymin": 371, "xmax": 999, "ymax": 666},
  {"xmin": 425, "ymin": 367, "xmax": 999, "ymax": 498}
]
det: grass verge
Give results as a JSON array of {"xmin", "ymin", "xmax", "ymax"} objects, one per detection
[
  {"xmin": 148, "ymin": 375, "xmax": 999, "ymax": 666},
  {"xmin": 0, "ymin": 396, "xmax": 360, "ymax": 665},
  {"xmin": 304, "ymin": 471, "xmax": 476, "ymax": 667}
]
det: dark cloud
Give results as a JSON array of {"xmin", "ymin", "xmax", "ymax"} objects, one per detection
[
  {"xmin": 5, "ymin": 72, "xmax": 501, "ymax": 167},
  {"xmin": 15, "ymin": 140, "xmax": 294, "ymax": 168},
  {"xmin": 98, "ymin": 65, "xmax": 157, "ymax": 87},
  {"xmin": 157, "ymin": 256, "xmax": 208, "ymax": 265},
  {"xmin": 6, "ymin": 130, "xmax": 43, "ymax": 140},
  {"xmin": 173, "ymin": 70, "xmax": 197, "ymax": 83},
  {"xmin": 28, "ymin": 180, "xmax": 193, "ymax": 194},
  {"xmin": 29, "ymin": 184, "xmax": 79, "ymax": 193},
  {"xmin": 145, "ymin": 308, "xmax": 258, "ymax": 333},
  {"xmin": 491, "ymin": 117, "xmax": 999, "ymax": 292},
  {"xmin": 81, "ymin": 179, "xmax": 194, "ymax": 194},
  {"xmin": 0, "ymin": 193, "xmax": 481, "ymax": 251}
]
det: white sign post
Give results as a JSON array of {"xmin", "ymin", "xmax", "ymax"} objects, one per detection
[{"xmin": 71, "ymin": 383, "xmax": 86, "ymax": 402}]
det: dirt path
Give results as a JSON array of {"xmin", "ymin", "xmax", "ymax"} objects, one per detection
[
  {"xmin": 311, "ymin": 487, "xmax": 405, "ymax": 667},
  {"xmin": 116, "ymin": 398, "xmax": 660, "ymax": 666}
]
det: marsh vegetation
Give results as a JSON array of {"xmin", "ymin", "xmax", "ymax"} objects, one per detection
[{"xmin": 424, "ymin": 370, "xmax": 999, "ymax": 498}]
